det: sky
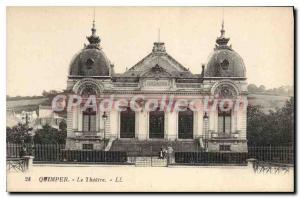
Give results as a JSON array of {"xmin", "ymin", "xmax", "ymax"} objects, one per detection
[{"xmin": 7, "ymin": 7, "xmax": 294, "ymax": 96}]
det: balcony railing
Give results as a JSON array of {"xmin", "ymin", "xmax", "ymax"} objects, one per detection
[
  {"xmin": 73, "ymin": 130, "xmax": 104, "ymax": 139},
  {"xmin": 210, "ymin": 131, "xmax": 240, "ymax": 139}
]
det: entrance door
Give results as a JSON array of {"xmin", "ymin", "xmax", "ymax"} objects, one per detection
[
  {"xmin": 149, "ymin": 110, "xmax": 164, "ymax": 139},
  {"xmin": 120, "ymin": 108, "xmax": 135, "ymax": 138},
  {"xmin": 178, "ymin": 109, "xmax": 194, "ymax": 139}
]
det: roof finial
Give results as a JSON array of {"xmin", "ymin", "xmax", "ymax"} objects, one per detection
[
  {"xmin": 86, "ymin": 8, "xmax": 101, "ymax": 49},
  {"xmin": 215, "ymin": 7, "xmax": 230, "ymax": 48},
  {"xmin": 152, "ymin": 28, "xmax": 166, "ymax": 53},
  {"xmin": 93, "ymin": 8, "xmax": 95, "ymax": 23},
  {"xmin": 220, "ymin": 8, "xmax": 225, "ymax": 37},
  {"xmin": 91, "ymin": 8, "xmax": 96, "ymax": 36}
]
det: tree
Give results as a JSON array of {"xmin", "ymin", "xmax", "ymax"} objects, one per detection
[
  {"xmin": 247, "ymin": 97, "xmax": 294, "ymax": 145},
  {"xmin": 59, "ymin": 120, "xmax": 67, "ymax": 131},
  {"xmin": 247, "ymin": 84, "xmax": 258, "ymax": 93},
  {"xmin": 6, "ymin": 123, "xmax": 33, "ymax": 143},
  {"xmin": 42, "ymin": 90, "xmax": 60, "ymax": 97},
  {"xmin": 247, "ymin": 105, "xmax": 267, "ymax": 145},
  {"xmin": 34, "ymin": 124, "xmax": 67, "ymax": 144},
  {"xmin": 258, "ymin": 85, "xmax": 266, "ymax": 92}
]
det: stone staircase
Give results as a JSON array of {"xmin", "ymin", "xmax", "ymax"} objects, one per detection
[
  {"xmin": 135, "ymin": 157, "xmax": 168, "ymax": 167},
  {"xmin": 110, "ymin": 139, "xmax": 201, "ymax": 156},
  {"xmin": 104, "ymin": 137, "xmax": 116, "ymax": 151}
]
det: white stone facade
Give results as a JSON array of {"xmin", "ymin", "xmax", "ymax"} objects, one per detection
[{"xmin": 64, "ymin": 21, "xmax": 248, "ymax": 153}]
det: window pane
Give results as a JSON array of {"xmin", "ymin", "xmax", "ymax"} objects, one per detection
[
  {"xmin": 225, "ymin": 116, "xmax": 231, "ymax": 134},
  {"xmin": 83, "ymin": 115, "xmax": 89, "ymax": 131},
  {"xmin": 90, "ymin": 115, "xmax": 96, "ymax": 131},
  {"xmin": 82, "ymin": 144, "xmax": 93, "ymax": 150},
  {"xmin": 218, "ymin": 116, "xmax": 224, "ymax": 133}
]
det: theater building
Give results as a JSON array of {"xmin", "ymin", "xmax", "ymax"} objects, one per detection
[{"xmin": 64, "ymin": 20, "xmax": 248, "ymax": 153}]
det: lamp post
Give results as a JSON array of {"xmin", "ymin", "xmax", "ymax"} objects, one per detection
[
  {"xmin": 102, "ymin": 111, "xmax": 108, "ymax": 149},
  {"xmin": 203, "ymin": 112, "xmax": 209, "ymax": 150},
  {"xmin": 22, "ymin": 112, "xmax": 34, "ymax": 156}
]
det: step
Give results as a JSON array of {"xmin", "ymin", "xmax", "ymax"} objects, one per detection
[{"xmin": 135, "ymin": 157, "xmax": 168, "ymax": 167}]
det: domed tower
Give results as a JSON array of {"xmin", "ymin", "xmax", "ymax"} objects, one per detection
[
  {"xmin": 65, "ymin": 20, "xmax": 113, "ymax": 150},
  {"xmin": 204, "ymin": 22, "xmax": 246, "ymax": 78},
  {"xmin": 69, "ymin": 21, "xmax": 111, "ymax": 78},
  {"xmin": 203, "ymin": 21, "xmax": 248, "ymax": 153},
  {"xmin": 67, "ymin": 20, "xmax": 114, "ymax": 93}
]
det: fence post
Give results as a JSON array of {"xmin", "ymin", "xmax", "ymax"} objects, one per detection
[
  {"xmin": 247, "ymin": 158, "xmax": 257, "ymax": 171},
  {"xmin": 269, "ymin": 144, "xmax": 272, "ymax": 161},
  {"xmin": 23, "ymin": 156, "xmax": 34, "ymax": 171},
  {"xmin": 56, "ymin": 144, "xmax": 59, "ymax": 163},
  {"xmin": 150, "ymin": 145, "xmax": 153, "ymax": 166}
]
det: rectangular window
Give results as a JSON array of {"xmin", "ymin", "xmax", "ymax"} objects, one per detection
[
  {"xmin": 82, "ymin": 144, "xmax": 93, "ymax": 150},
  {"xmin": 83, "ymin": 115, "xmax": 90, "ymax": 131},
  {"xmin": 219, "ymin": 145, "xmax": 231, "ymax": 151},
  {"xmin": 82, "ymin": 108, "xmax": 96, "ymax": 132}
]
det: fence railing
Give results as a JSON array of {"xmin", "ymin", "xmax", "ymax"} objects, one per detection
[
  {"xmin": 248, "ymin": 145, "xmax": 294, "ymax": 164},
  {"xmin": 6, "ymin": 143, "xmax": 294, "ymax": 165},
  {"xmin": 175, "ymin": 152, "xmax": 248, "ymax": 165}
]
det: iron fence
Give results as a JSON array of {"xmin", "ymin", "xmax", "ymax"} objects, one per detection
[
  {"xmin": 175, "ymin": 152, "xmax": 248, "ymax": 165},
  {"xmin": 6, "ymin": 143, "xmax": 294, "ymax": 165},
  {"xmin": 248, "ymin": 145, "xmax": 294, "ymax": 164}
]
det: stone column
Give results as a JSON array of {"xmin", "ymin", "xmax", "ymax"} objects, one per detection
[
  {"xmin": 195, "ymin": 111, "xmax": 203, "ymax": 138},
  {"xmin": 208, "ymin": 109, "xmax": 216, "ymax": 134},
  {"xmin": 72, "ymin": 106, "xmax": 78, "ymax": 130},
  {"xmin": 67, "ymin": 107, "xmax": 73, "ymax": 137},
  {"xmin": 137, "ymin": 111, "xmax": 148, "ymax": 140},
  {"xmin": 166, "ymin": 111, "xmax": 177, "ymax": 140},
  {"xmin": 109, "ymin": 110, "xmax": 118, "ymax": 139},
  {"xmin": 78, "ymin": 107, "xmax": 82, "ymax": 131},
  {"xmin": 237, "ymin": 98, "xmax": 247, "ymax": 139}
]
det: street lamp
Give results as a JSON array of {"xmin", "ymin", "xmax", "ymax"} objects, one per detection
[
  {"xmin": 203, "ymin": 112, "xmax": 209, "ymax": 150},
  {"xmin": 102, "ymin": 111, "xmax": 108, "ymax": 148}
]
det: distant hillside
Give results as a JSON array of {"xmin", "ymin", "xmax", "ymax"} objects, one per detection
[
  {"xmin": 7, "ymin": 97, "xmax": 49, "ymax": 113},
  {"xmin": 247, "ymin": 84, "xmax": 293, "ymax": 97},
  {"xmin": 248, "ymin": 94, "xmax": 291, "ymax": 113}
]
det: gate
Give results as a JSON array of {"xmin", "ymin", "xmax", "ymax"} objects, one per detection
[{"xmin": 135, "ymin": 145, "xmax": 168, "ymax": 167}]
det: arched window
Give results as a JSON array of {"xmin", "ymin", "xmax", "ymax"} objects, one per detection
[
  {"xmin": 178, "ymin": 109, "xmax": 193, "ymax": 139},
  {"xmin": 82, "ymin": 108, "xmax": 96, "ymax": 132},
  {"xmin": 120, "ymin": 108, "xmax": 135, "ymax": 138},
  {"xmin": 81, "ymin": 85, "xmax": 97, "ymax": 97}
]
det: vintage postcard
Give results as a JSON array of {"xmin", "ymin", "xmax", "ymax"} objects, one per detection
[{"xmin": 6, "ymin": 7, "xmax": 294, "ymax": 192}]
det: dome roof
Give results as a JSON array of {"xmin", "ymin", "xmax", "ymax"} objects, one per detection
[
  {"xmin": 204, "ymin": 22, "xmax": 246, "ymax": 78},
  {"xmin": 69, "ymin": 21, "xmax": 111, "ymax": 77},
  {"xmin": 69, "ymin": 48, "xmax": 110, "ymax": 76},
  {"xmin": 205, "ymin": 48, "xmax": 246, "ymax": 78}
]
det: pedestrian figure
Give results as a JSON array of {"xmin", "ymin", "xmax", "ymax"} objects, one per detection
[
  {"xmin": 159, "ymin": 147, "xmax": 164, "ymax": 159},
  {"xmin": 163, "ymin": 147, "xmax": 168, "ymax": 159}
]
